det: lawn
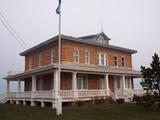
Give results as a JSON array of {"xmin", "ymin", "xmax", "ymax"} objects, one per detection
[{"xmin": 0, "ymin": 103, "xmax": 160, "ymax": 120}]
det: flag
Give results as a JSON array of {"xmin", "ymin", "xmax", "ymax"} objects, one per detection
[{"xmin": 56, "ymin": 0, "xmax": 61, "ymax": 14}]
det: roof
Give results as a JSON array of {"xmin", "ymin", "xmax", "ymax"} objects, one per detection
[{"xmin": 20, "ymin": 33, "xmax": 137, "ymax": 56}]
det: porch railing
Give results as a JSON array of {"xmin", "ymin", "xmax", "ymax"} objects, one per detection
[
  {"xmin": 7, "ymin": 89, "xmax": 144, "ymax": 101},
  {"xmin": 78, "ymin": 90, "xmax": 106, "ymax": 97},
  {"xmin": 59, "ymin": 90, "xmax": 74, "ymax": 98}
]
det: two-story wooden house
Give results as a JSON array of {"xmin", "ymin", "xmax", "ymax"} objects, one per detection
[{"xmin": 3, "ymin": 32, "xmax": 141, "ymax": 107}]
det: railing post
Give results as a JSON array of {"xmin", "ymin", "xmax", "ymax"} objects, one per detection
[{"xmin": 72, "ymin": 72, "xmax": 78, "ymax": 99}]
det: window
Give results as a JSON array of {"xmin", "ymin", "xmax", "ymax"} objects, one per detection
[
  {"xmin": 125, "ymin": 77, "xmax": 132, "ymax": 89},
  {"xmin": 29, "ymin": 58, "xmax": 32, "ymax": 70},
  {"xmin": 37, "ymin": 79, "xmax": 43, "ymax": 90},
  {"xmin": 77, "ymin": 75, "xmax": 88, "ymax": 89},
  {"xmin": 114, "ymin": 56, "xmax": 118, "ymax": 66},
  {"xmin": 84, "ymin": 51, "xmax": 90, "ymax": 64},
  {"xmin": 73, "ymin": 49, "xmax": 79, "ymax": 63},
  {"xmin": 51, "ymin": 49, "xmax": 54, "ymax": 64},
  {"xmin": 122, "ymin": 57, "xmax": 126, "ymax": 67},
  {"xmin": 39, "ymin": 54, "xmax": 42, "ymax": 67},
  {"xmin": 100, "ymin": 77, "xmax": 105, "ymax": 89},
  {"xmin": 98, "ymin": 53, "xmax": 107, "ymax": 66}
]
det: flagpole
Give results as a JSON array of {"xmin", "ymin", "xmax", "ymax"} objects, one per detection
[
  {"xmin": 58, "ymin": 3, "xmax": 61, "ymax": 95},
  {"xmin": 56, "ymin": 1, "xmax": 62, "ymax": 115}
]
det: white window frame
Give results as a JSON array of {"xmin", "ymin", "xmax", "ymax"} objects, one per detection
[
  {"xmin": 84, "ymin": 51, "xmax": 90, "ymax": 64},
  {"xmin": 122, "ymin": 56, "xmax": 126, "ymax": 67},
  {"xmin": 77, "ymin": 75, "xmax": 88, "ymax": 90},
  {"xmin": 114, "ymin": 55, "xmax": 118, "ymax": 67},
  {"xmin": 39, "ymin": 54, "xmax": 42, "ymax": 67},
  {"xmin": 125, "ymin": 77, "xmax": 132, "ymax": 89},
  {"xmin": 98, "ymin": 53, "xmax": 107, "ymax": 66},
  {"xmin": 51, "ymin": 48, "xmax": 54, "ymax": 64},
  {"xmin": 73, "ymin": 49, "xmax": 79, "ymax": 64},
  {"xmin": 29, "ymin": 58, "xmax": 32, "ymax": 70}
]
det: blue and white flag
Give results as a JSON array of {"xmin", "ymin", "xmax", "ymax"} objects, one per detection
[{"xmin": 56, "ymin": 0, "xmax": 61, "ymax": 14}]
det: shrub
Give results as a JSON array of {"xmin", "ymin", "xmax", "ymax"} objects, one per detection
[{"xmin": 116, "ymin": 98, "xmax": 125, "ymax": 104}]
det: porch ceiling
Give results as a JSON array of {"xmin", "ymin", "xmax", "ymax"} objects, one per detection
[{"xmin": 4, "ymin": 63, "xmax": 142, "ymax": 81}]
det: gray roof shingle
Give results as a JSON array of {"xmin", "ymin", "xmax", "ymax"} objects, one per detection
[{"xmin": 20, "ymin": 33, "xmax": 137, "ymax": 56}]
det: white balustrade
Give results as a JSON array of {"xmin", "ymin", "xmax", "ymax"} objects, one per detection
[
  {"xmin": 18, "ymin": 92, "xmax": 31, "ymax": 99},
  {"xmin": 6, "ymin": 89, "xmax": 142, "ymax": 101},
  {"xmin": 32, "ymin": 90, "xmax": 54, "ymax": 99},
  {"xmin": 78, "ymin": 90, "xmax": 106, "ymax": 97},
  {"xmin": 59, "ymin": 90, "xmax": 74, "ymax": 98},
  {"xmin": 133, "ymin": 89, "xmax": 145, "ymax": 96},
  {"xmin": 7, "ymin": 92, "xmax": 16, "ymax": 98}
]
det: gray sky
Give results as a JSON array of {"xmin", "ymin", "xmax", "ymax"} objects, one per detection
[{"xmin": 0, "ymin": 0, "xmax": 160, "ymax": 94}]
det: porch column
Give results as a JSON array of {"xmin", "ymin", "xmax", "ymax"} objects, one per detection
[
  {"xmin": 31, "ymin": 75, "xmax": 36, "ymax": 106},
  {"xmin": 54, "ymin": 69, "xmax": 59, "ymax": 98},
  {"xmin": 72, "ymin": 72, "xmax": 78, "ymax": 99},
  {"xmin": 122, "ymin": 75, "xmax": 126, "ymax": 95},
  {"xmin": 32, "ymin": 75, "xmax": 36, "ymax": 92},
  {"xmin": 16, "ymin": 79, "xmax": 21, "ymax": 102},
  {"xmin": 105, "ymin": 73, "xmax": 109, "ymax": 95},
  {"xmin": 17, "ymin": 79, "xmax": 21, "ymax": 92},
  {"xmin": 6, "ymin": 80, "xmax": 10, "ymax": 93}
]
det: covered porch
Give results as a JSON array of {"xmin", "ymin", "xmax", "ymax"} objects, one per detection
[{"xmin": 5, "ymin": 69, "xmax": 142, "ymax": 107}]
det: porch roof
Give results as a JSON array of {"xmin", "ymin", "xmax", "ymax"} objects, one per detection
[{"xmin": 4, "ymin": 63, "xmax": 142, "ymax": 81}]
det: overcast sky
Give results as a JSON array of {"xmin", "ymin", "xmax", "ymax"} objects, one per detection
[{"xmin": 0, "ymin": 0, "xmax": 160, "ymax": 95}]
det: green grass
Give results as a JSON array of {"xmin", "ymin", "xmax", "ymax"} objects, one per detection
[{"xmin": 0, "ymin": 104, "xmax": 160, "ymax": 120}]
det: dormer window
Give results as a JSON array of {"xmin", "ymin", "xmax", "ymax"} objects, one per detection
[{"xmin": 96, "ymin": 34, "xmax": 109, "ymax": 45}]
